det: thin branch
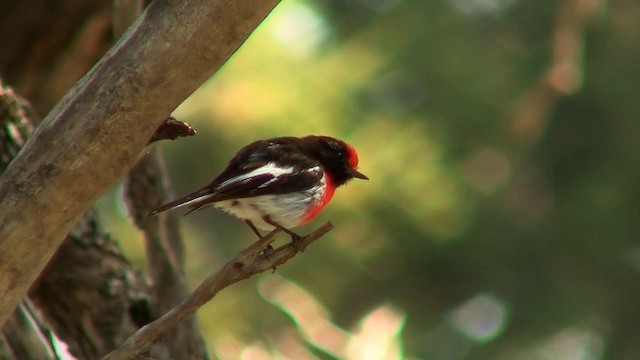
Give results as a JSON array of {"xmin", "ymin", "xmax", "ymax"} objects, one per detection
[
  {"xmin": 0, "ymin": 0, "xmax": 281, "ymax": 326},
  {"xmin": 124, "ymin": 146, "xmax": 209, "ymax": 359},
  {"xmin": 102, "ymin": 222, "xmax": 334, "ymax": 360}
]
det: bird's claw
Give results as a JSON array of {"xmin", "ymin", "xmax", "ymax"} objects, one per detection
[
  {"xmin": 261, "ymin": 244, "xmax": 275, "ymax": 258},
  {"xmin": 290, "ymin": 234, "xmax": 305, "ymax": 252}
]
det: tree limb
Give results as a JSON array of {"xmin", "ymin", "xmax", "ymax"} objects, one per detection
[
  {"xmin": 116, "ymin": 2, "xmax": 209, "ymax": 356},
  {"xmin": 1, "ymin": 301, "xmax": 57, "ymax": 360},
  {"xmin": 102, "ymin": 222, "xmax": 334, "ymax": 360},
  {"xmin": 0, "ymin": 0, "xmax": 281, "ymax": 326},
  {"xmin": 124, "ymin": 149, "xmax": 209, "ymax": 359},
  {"xmin": 2, "ymin": 78, "xmax": 155, "ymax": 359}
]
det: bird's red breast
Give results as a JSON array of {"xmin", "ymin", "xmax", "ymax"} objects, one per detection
[{"xmin": 301, "ymin": 172, "xmax": 336, "ymax": 224}]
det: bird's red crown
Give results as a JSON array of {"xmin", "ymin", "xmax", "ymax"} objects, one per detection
[{"xmin": 346, "ymin": 143, "xmax": 359, "ymax": 169}]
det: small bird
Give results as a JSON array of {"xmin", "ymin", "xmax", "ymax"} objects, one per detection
[{"xmin": 149, "ymin": 135, "xmax": 368, "ymax": 245}]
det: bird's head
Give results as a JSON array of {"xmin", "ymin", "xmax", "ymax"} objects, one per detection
[{"xmin": 302, "ymin": 135, "xmax": 368, "ymax": 186}]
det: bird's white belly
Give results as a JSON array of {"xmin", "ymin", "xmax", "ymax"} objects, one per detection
[{"xmin": 214, "ymin": 190, "xmax": 320, "ymax": 230}]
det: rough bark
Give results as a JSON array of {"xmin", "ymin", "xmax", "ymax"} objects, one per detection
[
  {"xmin": 0, "ymin": 0, "xmax": 112, "ymax": 115},
  {"xmin": 0, "ymin": 0, "xmax": 281, "ymax": 327},
  {"xmin": 116, "ymin": 2, "xmax": 209, "ymax": 357},
  {"xmin": 1, "ymin": 79, "xmax": 155, "ymax": 359},
  {"xmin": 29, "ymin": 211, "xmax": 154, "ymax": 359},
  {"xmin": 1, "ymin": 4, "xmax": 207, "ymax": 357}
]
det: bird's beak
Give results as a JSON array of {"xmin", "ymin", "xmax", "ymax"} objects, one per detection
[{"xmin": 349, "ymin": 168, "xmax": 369, "ymax": 180}]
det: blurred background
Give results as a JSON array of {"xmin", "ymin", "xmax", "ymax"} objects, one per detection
[
  {"xmin": 5, "ymin": 0, "xmax": 640, "ymax": 358},
  {"xmin": 102, "ymin": 0, "xmax": 640, "ymax": 359}
]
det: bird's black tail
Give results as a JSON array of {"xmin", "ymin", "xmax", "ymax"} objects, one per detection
[{"xmin": 147, "ymin": 186, "xmax": 214, "ymax": 216}]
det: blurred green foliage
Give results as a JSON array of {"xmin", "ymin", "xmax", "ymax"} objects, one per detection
[{"xmin": 97, "ymin": 0, "xmax": 640, "ymax": 358}]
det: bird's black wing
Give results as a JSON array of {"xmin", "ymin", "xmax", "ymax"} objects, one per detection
[
  {"xmin": 149, "ymin": 138, "xmax": 323, "ymax": 215},
  {"xmin": 168, "ymin": 163, "xmax": 323, "ymax": 215},
  {"xmin": 207, "ymin": 163, "xmax": 324, "ymax": 202},
  {"xmin": 207, "ymin": 138, "xmax": 303, "ymax": 186}
]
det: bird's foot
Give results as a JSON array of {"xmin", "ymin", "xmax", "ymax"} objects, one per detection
[
  {"xmin": 261, "ymin": 217, "xmax": 306, "ymax": 252},
  {"xmin": 261, "ymin": 244, "xmax": 275, "ymax": 258},
  {"xmin": 290, "ymin": 233, "xmax": 305, "ymax": 252}
]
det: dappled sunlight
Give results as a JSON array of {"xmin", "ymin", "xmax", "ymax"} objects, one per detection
[
  {"xmin": 265, "ymin": 328, "xmax": 320, "ymax": 359},
  {"xmin": 257, "ymin": 275, "xmax": 405, "ymax": 360},
  {"xmin": 239, "ymin": 342, "xmax": 273, "ymax": 360},
  {"xmin": 270, "ymin": 2, "xmax": 331, "ymax": 56},
  {"xmin": 259, "ymin": 275, "xmax": 349, "ymax": 357},
  {"xmin": 346, "ymin": 306, "xmax": 406, "ymax": 360},
  {"xmin": 528, "ymin": 326, "xmax": 605, "ymax": 360},
  {"xmin": 213, "ymin": 334, "xmax": 245, "ymax": 360}
]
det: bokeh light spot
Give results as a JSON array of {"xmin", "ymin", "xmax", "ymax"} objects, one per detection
[{"xmin": 448, "ymin": 293, "xmax": 509, "ymax": 342}]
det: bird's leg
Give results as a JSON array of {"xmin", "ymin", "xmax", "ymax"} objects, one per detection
[
  {"xmin": 262, "ymin": 217, "xmax": 305, "ymax": 252},
  {"xmin": 245, "ymin": 220, "xmax": 263, "ymax": 238},
  {"xmin": 246, "ymin": 220, "xmax": 274, "ymax": 256}
]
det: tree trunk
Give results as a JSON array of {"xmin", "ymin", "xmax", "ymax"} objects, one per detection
[{"xmin": 0, "ymin": 79, "xmax": 157, "ymax": 359}]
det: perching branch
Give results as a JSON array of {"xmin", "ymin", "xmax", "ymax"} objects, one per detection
[
  {"xmin": 102, "ymin": 222, "xmax": 334, "ymax": 360},
  {"xmin": 0, "ymin": 0, "xmax": 281, "ymax": 326}
]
